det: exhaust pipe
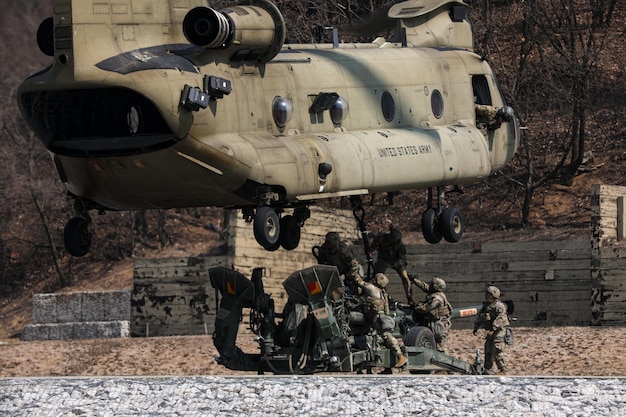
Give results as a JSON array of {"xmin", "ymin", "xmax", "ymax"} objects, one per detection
[{"xmin": 183, "ymin": 1, "xmax": 286, "ymax": 63}]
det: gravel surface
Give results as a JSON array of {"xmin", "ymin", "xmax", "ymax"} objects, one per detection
[
  {"xmin": 3, "ymin": 327, "xmax": 626, "ymax": 416},
  {"xmin": 1, "ymin": 375, "xmax": 625, "ymax": 416}
]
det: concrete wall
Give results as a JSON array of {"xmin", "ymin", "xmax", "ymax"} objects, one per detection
[
  {"xmin": 358, "ymin": 240, "xmax": 592, "ymax": 329},
  {"xmin": 131, "ymin": 256, "xmax": 230, "ymax": 337},
  {"xmin": 129, "ymin": 207, "xmax": 360, "ymax": 337},
  {"xmin": 224, "ymin": 206, "xmax": 360, "ymax": 312},
  {"xmin": 133, "ymin": 208, "xmax": 596, "ymax": 335},
  {"xmin": 23, "ymin": 291, "xmax": 131, "ymax": 341},
  {"xmin": 591, "ymin": 184, "xmax": 626, "ymax": 325},
  {"xmin": 25, "ymin": 184, "xmax": 626, "ymax": 340}
]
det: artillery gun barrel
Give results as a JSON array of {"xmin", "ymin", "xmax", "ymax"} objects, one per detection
[{"xmin": 451, "ymin": 305, "xmax": 482, "ymax": 319}]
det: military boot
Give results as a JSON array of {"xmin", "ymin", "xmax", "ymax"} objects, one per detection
[{"xmin": 395, "ymin": 353, "xmax": 408, "ymax": 368}]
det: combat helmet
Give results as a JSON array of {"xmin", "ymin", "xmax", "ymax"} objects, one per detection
[
  {"xmin": 372, "ymin": 273, "xmax": 389, "ymax": 288},
  {"xmin": 496, "ymin": 106, "xmax": 515, "ymax": 123},
  {"xmin": 486, "ymin": 285, "xmax": 501, "ymax": 299},
  {"xmin": 430, "ymin": 277, "xmax": 446, "ymax": 292},
  {"xmin": 389, "ymin": 227, "xmax": 402, "ymax": 244},
  {"xmin": 325, "ymin": 232, "xmax": 340, "ymax": 249}
]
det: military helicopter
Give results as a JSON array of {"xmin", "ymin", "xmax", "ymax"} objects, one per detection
[{"xmin": 18, "ymin": 0, "xmax": 519, "ymax": 256}]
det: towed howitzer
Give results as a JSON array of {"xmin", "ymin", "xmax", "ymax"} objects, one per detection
[{"xmin": 209, "ymin": 265, "xmax": 490, "ymax": 375}]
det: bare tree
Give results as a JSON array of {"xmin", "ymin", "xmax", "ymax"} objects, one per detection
[{"xmin": 471, "ymin": 0, "xmax": 622, "ymax": 226}]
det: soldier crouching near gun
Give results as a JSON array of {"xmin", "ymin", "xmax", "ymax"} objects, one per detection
[
  {"xmin": 370, "ymin": 225, "xmax": 414, "ymax": 305},
  {"xmin": 315, "ymin": 231, "xmax": 362, "ymax": 297},
  {"xmin": 473, "ymin": 285, "xmax": 511, "ymax": 374},
  {"xmin": 409, "ymin": 276, "xmax": 453, "ymax": 354},
  {"xmin": 355, "ymin": 273, "xmax": 408, "ymax": 369}
]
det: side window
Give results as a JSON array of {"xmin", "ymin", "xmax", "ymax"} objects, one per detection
[
  {"xmin": 472, "ymin": 75, "xmax": 492, "ymax": 105},
  {"xmin": 381, "ymin": 91, "xmax": 395, "ymax": 122}
]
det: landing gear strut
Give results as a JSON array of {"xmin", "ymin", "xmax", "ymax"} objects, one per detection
[{"xmin": 421, "ymin": 186, "xmax": 465, "ymax": 244}]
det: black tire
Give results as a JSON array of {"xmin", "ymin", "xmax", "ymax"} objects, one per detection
[
  {"xmin": 280, "ymin": 215, "xmax": 301, "ymax": 250},
  {"xmin": 265, "ymin": 240, "xmax": 281, "ymax": 251},
  {"xmin": 253, "ymin": 206, "xmax": 280, "ymax": 249},
  {"xmin": 63, "ymin": 217, "xmax": 92, "ymax": 257},
  {"xmin": 440, "ymin": 206, "xmax": 464, "ymax": 243},
  {"xmin": 403, "ymin": 325, "xmax": 436, "ymax": 349},
  {"xmin": 405, "ymin": 326, "xmax": 437, "ymax": 374},
  {"xmin": 421, "ymin": 208, "xmax": 442, "ymax": 244}
]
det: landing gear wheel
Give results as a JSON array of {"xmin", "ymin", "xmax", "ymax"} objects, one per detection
[
  {"xmin": 279, "ymin": 215, "xmax": 301, "ymax": 250},
  {"xmin": 64, "ymin": 217, "xmax": 92, "ymax": 257},
  {"xmin": 253, "ymin": 206, "xmax": 280, "ymax": 249},
  {"xmin": 441, "ymin": 206, "xmax": 464, "ymax": 243},
  {"xmin": 264, "ymin": 240, "xmax": 281, "ymax": 252},
  {"xmin": 421, "ymin": 208, "xmax": 442, "ymax": 244}
]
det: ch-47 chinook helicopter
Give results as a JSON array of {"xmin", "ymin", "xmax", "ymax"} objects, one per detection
[{"xmin": 18, "ymin": 0, "xmax": 519, "ymax": 256}]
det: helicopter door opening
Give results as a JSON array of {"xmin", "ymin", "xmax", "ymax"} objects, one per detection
[{"xmin": 472, "ymin": 74, "xmax": 492, "ymax": 106}]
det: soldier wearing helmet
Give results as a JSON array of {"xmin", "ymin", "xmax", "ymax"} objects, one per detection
[
  {"xmin": 315, "ymin": 231, "xmax": 362, "ymax": 296},
  {"xmin": 475, "ymin": 104, "xmax": 514, "ymax": 132},
  {"xmin": 354, "ymin": 273, "xmax": 408, "ymax": 369},
  {"xmin": 370, "ymin": 225, "xmax": 413, "ymax": 304},
  {"xmin": 409, "ymin": 276, "xmax": 453, "ymax": 354},
  {"xmin": 473, "ymin": 285, "xmax": 511, "ymax": 373}
]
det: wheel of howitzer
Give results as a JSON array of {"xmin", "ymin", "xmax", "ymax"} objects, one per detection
[
  {"xmin": 404, "ymin": 326, "xmax": 436, "ymax": 348},
  {"xmin": 404, "ymin": 326, "xmax": 437, "ymax": 374}
]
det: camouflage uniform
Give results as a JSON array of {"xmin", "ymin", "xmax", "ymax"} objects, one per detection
[
  {"xmin": 371, "ymin": 226, "xmax": 413, "ymax": 304},
  {"xmin": 473, "ymin": 286, "xmax": 510, "ymax": 373},
  {"xmin": 411, "ymin": 277, "xmax": 453, "ymax": 353},
  {"xmin": 355, "ymin": 273, "xmax": 407, "ymax": 368},
  {"xmin": 475, "ymin": 104, "xmax": 501, "ymax": 131},
  {"xmin": 317, "ymin": 232, "xmax": 362, "ymax": 296}
]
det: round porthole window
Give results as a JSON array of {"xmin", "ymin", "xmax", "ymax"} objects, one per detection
[
  {"xmin": 381, "ymin": 91, "xmax": 395, "ymax": 122},
  {"xmin": 272, "ymin": 96, "xmax": 294, "ymax": 129},
  {"xmin": 329, "ymin": 96, "xmax": 349, "ymax": 125},
  {"xmin": 431, "ymin": 89, "xmax": 444, "ymax": 119}
]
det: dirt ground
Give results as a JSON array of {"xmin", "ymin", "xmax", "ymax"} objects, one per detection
[{"xmin": 2, "ymin": 326, "xmax": 626, "ymax": 377}]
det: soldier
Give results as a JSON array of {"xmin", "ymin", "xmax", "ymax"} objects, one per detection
[
  {"xmin": 355, "ymin": 273, "xmax": 408, "ymax": 369},
  {"xmin": 473, "ymin": 285, "xmax": 510, "ymax": 373},
  {"xmin": 315, "ymin": 231, "xmax": 362, "ymax": 296},
  {"xmin": 475, "ymin": 104, "xmax": 514, "ymax": 131},
  {"xmin": 370, "ymin": 225, "xmax": 413, "ymax": 304},
  {"xmin": 409, "ymin": 276, "xmax": 453, "ymax": 354}
]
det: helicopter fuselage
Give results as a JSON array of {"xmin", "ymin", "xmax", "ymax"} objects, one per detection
[{"xmin": 18, "ymin": 0, "xmax": 519, "ymax": 252}]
